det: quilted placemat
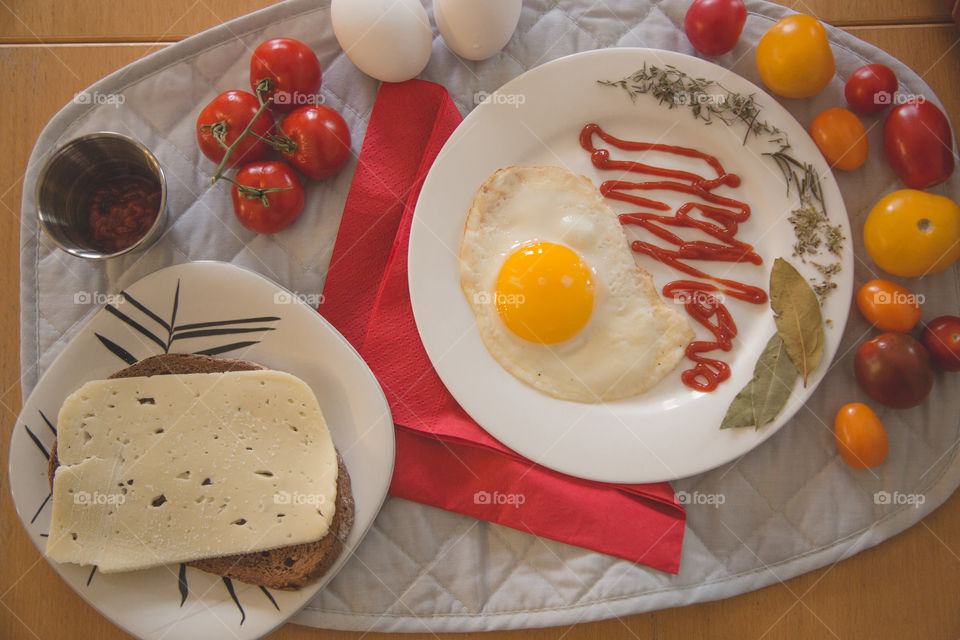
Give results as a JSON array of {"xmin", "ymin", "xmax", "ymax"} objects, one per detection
[{"xmin": 18, "ymin": 0, "xmax": 960, "ymax": 632}]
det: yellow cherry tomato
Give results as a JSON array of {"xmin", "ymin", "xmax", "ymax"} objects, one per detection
[
  {"xmin": 834, "ymin": 403, "xmax": 888, "ymax": 469},
  {"xmin": 809, "ymin": 107, "xmax": 868, "ymax": 171},
  {"xmin": 864, "ymin": 189, "xmax": 960, "ymax": 277},
  {"xmin": 756, "ymin": 14, "xmax": 835, "ymax": 99}
]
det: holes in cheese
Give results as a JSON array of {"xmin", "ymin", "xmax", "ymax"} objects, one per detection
[{"xmin": 45, "ymin": 370, "xmax": 339, "ymax": 572}]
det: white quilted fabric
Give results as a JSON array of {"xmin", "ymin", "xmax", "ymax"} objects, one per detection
[{"xmin": 19, "ymin": 0, "xmax": 960, "ymax": 632}]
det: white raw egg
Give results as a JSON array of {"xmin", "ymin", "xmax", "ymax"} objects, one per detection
[
  {"xmin": 331, "ymin": 0, "xmax": 432, "ymax": 82},
  {"xmin": 434, "ymin": 0, "xmax": 522, "ymax": 61}
]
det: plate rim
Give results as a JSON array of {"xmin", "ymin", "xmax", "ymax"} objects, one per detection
[
  {"xmin": 408, "ymin": 47, "xmax": 853, "ymax": 483},
  {"xmin": 7, "ymin": 260, "xmax": 395, "ymax": 640}
]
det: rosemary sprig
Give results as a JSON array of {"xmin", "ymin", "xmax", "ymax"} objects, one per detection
[
  {"xmin": 600, "ymin": 63, "xmax": 845, "ymax": 301},
  {"xmin": 598, "ymin": 63, "xmax": 786, "ymax": 144}
]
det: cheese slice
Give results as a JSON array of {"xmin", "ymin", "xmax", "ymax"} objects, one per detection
[{"xmin": 45, "ymin": 370, "xmax": 338, "ymax": 572}]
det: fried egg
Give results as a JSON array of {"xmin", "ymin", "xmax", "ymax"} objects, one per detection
[{"xmin": 459, "ymin": 165, "xmax": 695, "ymax": 403}]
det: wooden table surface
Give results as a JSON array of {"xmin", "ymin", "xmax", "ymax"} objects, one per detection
[{"xmin": 1, "ymin": 1, "xmax": 958, "ymax": 638}]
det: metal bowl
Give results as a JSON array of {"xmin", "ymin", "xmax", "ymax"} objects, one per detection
[{"xmin": 35, "ymin": 132, "xmax": 167, "ymax": 259}]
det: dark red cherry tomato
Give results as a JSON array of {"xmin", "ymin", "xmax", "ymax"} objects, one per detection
[
  {"xmin": 883, "ymin": 99, "xmax": 955, "ymax": 189},
  {"xmin": 854, "ymin": 332, "xmax": 933, "ymax": 409},
  {"xmin": 921, "ymin": 315, "xmax": 960, "ymax": 372},
  {"xmin": 844, "ymin": 64, "xmax": 897, "ymax": 115}
]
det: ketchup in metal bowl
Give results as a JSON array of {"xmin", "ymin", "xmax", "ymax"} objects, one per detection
[
  {"xmin": 85, "ymin": 176, "xmax": 162, "ymax": 254},
  {"xmin": 35, "ymin": 132, "xmax": 167, "ymax": 259}
]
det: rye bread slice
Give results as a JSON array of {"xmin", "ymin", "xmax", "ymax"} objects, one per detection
[{"xmin": 48, "ymin": 353, "xmax": 355, "ymax": 590}]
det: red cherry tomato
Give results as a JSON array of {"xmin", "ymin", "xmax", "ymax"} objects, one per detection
[
  {"xmin": 231, "ymin": 161, "xmax": 305, "ymax": 234},
  {"xmin": 250, "ymin": 38, "xmax": 322, "ymax": 111},
  {"xmin": 279, "ymin": 106, "xmax": 351, "ymax": 180},
  {"xmin": 844, "ymin": 64, "xmax": 897, "ymax": 115},
  {"xmin": 921, "ymin": 315, "xmax": 960, "ymax": 372},
  {"xmin": 684, "ymin": 0, "xmax": 747, "ymax": 56},
  {"xmin": 854, "ymin": 332, "xmax": 933, "ymax": 409},
  {"xmin": 883, "ymin": 99, "xmax": 955, "ymax": 189},
  {"xmin": 196, "ymin": 90, "xmax": 273, "ymax": 168}
]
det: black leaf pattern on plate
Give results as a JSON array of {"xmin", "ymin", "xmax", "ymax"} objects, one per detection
[
  {"xmin": 104, "ymin": 305, "xmax": 165, "ymax": 350},
  {"xmin": 222, "ymin": 577, "xmax": 245, "ymax": 625},
  {"xmin": 95, "ymin": 333, "xmax": 138, "ymax": 365},
  {"xmin": 30, "ymin": 492, "xmax": 51, "ymax": 524},
  {"xmin": 25, "ymin": 411, "xmax": 56, "ymax": 523},
  {"xmin": 39, "ymin": 410, "xmax": 56, "ymax": 436},
  {"xmin": 95, "ymin": 279, "xmax": 281, "ymax": 363},
  {"xmin": 23, "ymin": 424, "xmax": 49, "ymax": 459},
  {"xmin": 178, "ymin": 564, "xmax": 188, "ymax": 606},
  {"xmin": 121, "ymin": 291, "xmax": 170, "ymax": 332},
  {"xmin": 259, "ymin": 586, "xmax": 280, "ymax": 611}
]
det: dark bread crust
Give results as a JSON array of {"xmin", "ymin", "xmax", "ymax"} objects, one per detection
[{"xmin": 48, "ymin": 353, "xmax": 354, "ymax": 590}]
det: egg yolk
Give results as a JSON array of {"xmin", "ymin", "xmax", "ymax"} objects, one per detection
[{"xmin": 495, "ymin": 242, "xmax": 594, "ymax": 344}]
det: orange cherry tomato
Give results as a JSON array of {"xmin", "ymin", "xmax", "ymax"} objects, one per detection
[
  {"xmin": 855, "ymin": 279, "xmax": 922, "ymax": 332},
  {"xmin": 809, "ymin": 107, "xmax": 868, "ymax": 171},
  {"xmin": 834, "ymin": 403, "xmax": 888, "ymax": 469}
]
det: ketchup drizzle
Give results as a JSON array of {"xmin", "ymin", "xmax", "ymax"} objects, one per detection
[{"xmin": 580, "ymin": 123, "xmax": 767, "ymax": 392}]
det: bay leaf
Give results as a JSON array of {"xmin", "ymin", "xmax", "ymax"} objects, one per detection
[
  {"xmin": 721, "ymin": 333, "xmax": 799, "ymax": 429},
  {"xmin": 769, "ymin": 257, "xmax": 825, "ymax": 386}
]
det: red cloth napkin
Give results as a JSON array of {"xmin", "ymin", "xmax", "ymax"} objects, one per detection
[{"xmin": 320, "ymin": 79, "xmax": 685, "ymax": 573}]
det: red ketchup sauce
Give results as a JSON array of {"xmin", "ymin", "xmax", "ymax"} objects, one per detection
[
  {"xmin": 85, "ymin": 176, "xmax": 161, "ymax": 254},
  {"xmin": 579, "ymin": 123, "xmax": 767, "ymax": 392}
]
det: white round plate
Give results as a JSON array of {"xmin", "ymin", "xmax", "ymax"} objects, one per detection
[
  {"xmin": 408, "ymin": 48, "xmax": 853, "ymax": 484},
  {"xmin": 8, "ymin": 261, "xmax": 395, "ymax": 640}
]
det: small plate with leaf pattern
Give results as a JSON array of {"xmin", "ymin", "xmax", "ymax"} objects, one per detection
[{"xmin": 8, "ymin": 261, "xmax": 395, "ymax": 640}]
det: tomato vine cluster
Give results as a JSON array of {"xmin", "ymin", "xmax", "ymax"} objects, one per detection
[{"xmin": 196, "ymin": 38, "xmax": 351, "ymax": 234}]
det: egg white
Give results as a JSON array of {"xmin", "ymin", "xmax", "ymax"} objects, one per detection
[{"xmin": 459, "ymin": 165, "xmax": 695, "ymax": 403}]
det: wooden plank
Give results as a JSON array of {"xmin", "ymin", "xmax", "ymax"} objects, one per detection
[
  {"xmin": 0, "ymin": 0, "xmax": 954, "ymax": 43},
  {"xmin": 0, "ymin": 0, "xmax": 281, "ymax": 43},
  {"xmin": 778, "ymin": 0, "xmax": 953, "ymax": 26}
]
